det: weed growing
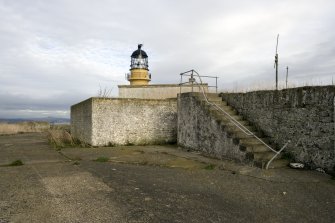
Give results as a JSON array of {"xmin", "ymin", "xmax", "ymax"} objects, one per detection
[
  {"xmin": 9, "ymin": 160, "xmax": 24, "ymax": 166},
  {"xmin": 47, "ymin": 129, "xmax": 88, "ymax": 149},
  {"xmin": 125, "ymin": 141, "xmax": 134, "ymax": 146},
  {"xmin": 139, "ymin": 161, "xmax": 149, "ymax": 165},
  {"xmin": 0, "ymin": 159, "xmax": 24, "ymax": 167},
  {"xmin": 73, "ymin": 161, "xmax": 80, "ymax": 165},
  {"xmin": 0, "ymin": 121, "xmax": 50, "ymax": 135},
  {"xmin": 204, "ymin": 164, "xmax": 216, "ymax": 170},
  {"xmin": 108, "ymin": 142, "xmax": 116, "ymax": 147},
  {"xmin": 94, "ymin": 157, "xmax": 109, "ymax": 162}
]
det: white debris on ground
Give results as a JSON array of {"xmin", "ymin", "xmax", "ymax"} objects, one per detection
[
  {"xmin": 315, "ymin": 168, "xmax": 326, "ymax": 173},
  {"xmin": 289, "ymin": 163, "xmax": 305, "ymax": 169}
]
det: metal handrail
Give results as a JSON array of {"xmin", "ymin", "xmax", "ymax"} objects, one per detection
[
  {"xmin": 265, "ymin": 140, "xmax": 290, "ymax": 169},
  {"xmin": 265, "ymin": 138, "xmax": 302, "ymax": 169},
  {"xmin": 179, "ymin": 69, "xmax": 218, "ymax": 93},
  {"xmin": 179, "ymin": 69, "xmax": 290, "ymax": 169}
]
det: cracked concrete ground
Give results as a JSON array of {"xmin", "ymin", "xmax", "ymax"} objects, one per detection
[{"xmin": 0, "ymin": 133, "xmax": 334, "ymax": 223}]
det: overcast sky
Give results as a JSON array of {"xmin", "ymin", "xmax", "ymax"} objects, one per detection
[{"xmin": 1, "ymin": 0, "xmax": 335, "ymax": 118}]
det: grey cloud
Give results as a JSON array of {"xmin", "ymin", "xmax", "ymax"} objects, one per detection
[{"xmin": 1, "ymin": 0, "xmax": 335, "ymax": 118}]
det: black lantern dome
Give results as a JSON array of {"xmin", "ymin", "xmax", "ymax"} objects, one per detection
[{"xmin": 130, "ymin": 44, "xmax": 149, "ymax": 70}]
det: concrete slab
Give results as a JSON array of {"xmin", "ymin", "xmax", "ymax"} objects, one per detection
[
  {"xmin": 0, "ymin": 133, "xmax": 334, "ymax": 223},
  {"xmin": 62, "ymin": 145, "xmax": 333, "ymax": 183},
  {"xmin": 0, "ymin": 133, "xmax": 66, "ymax": 165}
]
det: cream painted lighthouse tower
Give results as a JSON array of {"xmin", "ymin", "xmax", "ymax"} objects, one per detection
[{"xmin": 127, "ymin": 44, "xmax": 151, "ymax": 85}]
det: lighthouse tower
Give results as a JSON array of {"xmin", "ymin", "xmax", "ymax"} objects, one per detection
[{"xmin": 127, "ymin": 44, "xmax": 151, "ymax": 85}]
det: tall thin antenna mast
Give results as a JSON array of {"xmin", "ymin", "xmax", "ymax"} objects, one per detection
[
  {"xmin": 274, "ymin": 34, "xmax": 279, "ymax": 90},
  {"xmin": 286, "ymin": 66, "xmax": 289, "ymax": 89}
]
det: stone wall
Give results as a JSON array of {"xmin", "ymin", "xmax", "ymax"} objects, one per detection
[
  {"xmin": 177, "ymin": 93, "xmax": 247, "ymax": 162},
  {"xmin": 118, "ymin": 84, "xmax": 208, "ymax": 99},
  {"xmin": 221, "ymin": 86, "xmax": 335, "ymax": 172},
  {"xmin": 71, "ymin": 98, "xmax": 92, "ymax": 144},
  {"xmin": 71, "ymin": 97, "xmax": 177, "ymax": 146}
]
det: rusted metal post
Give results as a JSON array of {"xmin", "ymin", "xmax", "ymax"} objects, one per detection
[
  {"xmin": 286, "ymin": 66, "xmax": 288, "ymax": 89},
  {"xmin": 191, "ymin": 70, "xmax": 194, "ymax": 92},
  {"xmin": 274, "ymin": 34, "xmax": 279, "ymax": 90}
]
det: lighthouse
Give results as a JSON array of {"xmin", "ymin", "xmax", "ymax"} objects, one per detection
[
  {"xmin": 127, "ymin": 44, "xmax": 151, "ymax": 85},
  {"xmin": 118, "ymin": 44, "xmax": 209, "ymax": 98}
]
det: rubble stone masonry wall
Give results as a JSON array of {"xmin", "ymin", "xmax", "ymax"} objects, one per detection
[
  {"xmin": 221, "ymin": 86, "xmax": 335, "ymax": 172},
  {"xmin": 177, "ymin": 93, "xmax": 247, "ymax": 163}
]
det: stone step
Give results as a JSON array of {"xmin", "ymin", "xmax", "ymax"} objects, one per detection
[
  {"xmin": 198, "ymin": 94, "xmax": 222, "ymax": 102},
  {"xmin": 201, "ymin": 97, "xmax": 228, "ymax": 105},
  {"xmin": 221, "ymin": 100, "xmax": 228, "ymax": 106},
  {"xmin": 205, "ymin": 93, "xmax": 221, "ymax": 98},
  {"xmin": 216, "ymin": 109, "xmax": 237, "ymax": 116},
  {"xmin": 208, "ymin": 98, "xmax": 223, "ymax": 102},
  {"xmin": 199, "ymin": 98, "xmax": 223, "ymax": 104},
  {"xmin": 216, "ymin": 105, "xmax": 237, "ymax": 113},
  {"xmin": 225, "ymin": 127, "xmax": 255, "ymax": 138},
  {"xmin": 249, "ymin": 151, "xmax": 281, "ymax": 161},
  {"xmin": 225, "ymin": 115, "xmax": 243, "ymax": 121},
  {"xmin": 234, "ymin": 120, "xmax": 249, "ymax": 126},
  {"xmin": 219, "ymin": 100, "xmax": 228, "ymax": 106},
  {"xmin": 208, "ymin": 108, "xmax": 238, "ymax": 119},
  {"xmin": 195, "ymin": 92, "xmax": 288, "ymax": 170},
  {"xmin": 253, "ymin": 159, "xmax": 289, "ymax": 169},
  {"xmin": 227, "ymin": 130, "xmax": 253, "ymax": 139},
  {"xmin": 221, "ymin": 119, "xmax": 249, "ymax": 126},
  {"xmin": 238, "ymin": 137, "xmax": 271, "ymax": 145},
  {"xmin": 239, "ymin": 143, "xmax": 269, "ymax": 153},
  {"xmin": 216, "ymin": 103, "xmax": 233, "ymax": 108},
  {"xmin": 207, "ymin": 108, "xmax": 222, "ymax": 117},
  {"xmin": 217, "ymin": 104, "xmax": 234, "ymax": 109},
  {"xmin": 208, "ymin": 104, "xmax": 234, "ymax": 111},
  {"xmin": 224, "ymin": 124, "xmax": 256, "ymax": 133}
]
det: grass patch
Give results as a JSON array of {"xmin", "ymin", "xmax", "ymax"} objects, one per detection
[
  {"xmin": 1, "ymin": 159, "xmax": 24, "ymax": 167},
  {"xmin": 94, "ymin": 157, "xmax": 109, "ymax": 162},
  {"xmin": 47, "ymin": 129, "xmax": 88, "ymax": 149},
  {"xmin": 9, "ymin": 159, "xmax": 24, "ymax": 166},
  {"xmin": 125, "ymin": 141, "xmax": 134, "ymax": 146},
  {"xmin": 0, "ymin": 121, "xmax": 50, "ymax": 135},
  {"xmin": 108, "ymin": 142, "xmax": 116, "ymax": 147},
  {"xmin": 139, "ymin": 161, "xmax": 149, "ymax": 165},
  {"xmin": 204, "ymin": 164, "xmax": 216, "ymax": 170},
  {"xmin": 73, "ymin": 161, "xmax": 80, "ymax": 165},
  {"xmin": 50, "ymin": 124, "xmax": 70, "ymax": 131}
]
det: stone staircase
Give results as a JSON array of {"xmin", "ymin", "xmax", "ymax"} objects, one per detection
[{"xmin": 196, "ymin": 93, "xmax": 289, "ymax": 169}]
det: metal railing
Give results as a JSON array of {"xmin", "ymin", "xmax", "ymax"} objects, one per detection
[
  {"xmin": 179, "ymin": 69, "xmax": 218, "ymax": 93},
  {"xmin": 179, "ymin": 69, "xmax": 290, "ymax": 169}
]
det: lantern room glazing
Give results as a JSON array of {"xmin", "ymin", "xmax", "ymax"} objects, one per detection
[{"xmin": 130, "ymin": 44, "xmax": 149, "ymax": 70}]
